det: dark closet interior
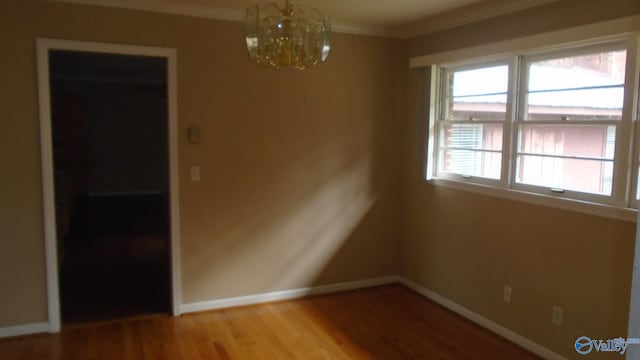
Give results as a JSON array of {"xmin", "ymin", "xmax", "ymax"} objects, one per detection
[{"xmin": 50, "ymin": 50, "xmax": 171, "ymax": 324}]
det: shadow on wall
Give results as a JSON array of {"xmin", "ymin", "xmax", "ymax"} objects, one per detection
[
  {"xmin": 181, "ymin": 97, "xmax": 399, "ymax": 301},
  {"xmin": 186, "ymin": 153, "xmax": 378, "ymax": 298},
  {"xmin": 180, "ymin": 33, "xmax": 402, "ymax": 304},
  {"xmin": 179, "ymin": 34, "xmax": 403, "ymax": 302}
]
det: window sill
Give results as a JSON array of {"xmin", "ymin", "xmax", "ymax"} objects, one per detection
[{"xmin": 426, "ymin": 177, "xmax": 637, "ymax": 222}]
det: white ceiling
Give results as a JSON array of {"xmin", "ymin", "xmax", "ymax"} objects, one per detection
[{"xmin": 52, "ymin": 0, "xmax": 560, "ymax": 37}]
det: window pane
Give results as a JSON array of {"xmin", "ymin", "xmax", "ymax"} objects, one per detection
[
  {"xmin": 527, "ymin": 87, "xmax": 624, "ymax": 120},
  {"xmin": 441, "ymin": 123, "xmax": 503, "ymax": 151},
  {"xmin": 516, "ymin": 155, "xmax": 613, "ymax": 195},
  {"xmin": 450, "ymin": 95, "xmax": 507, "ymax": 121},
  {"xmin": 518, "ymin": 125, "xmax": 615, "ymax": 159},
  {"xmin": 526, "ymin": 50, "xmax": 627, "ymax": 120},
  {"xmin": 440, "ymin": 149, "xmax": 501, "ymax": 179},
  {"xmin": 445, "ymin": 65, "xmax": 509, "ymax": 121}
]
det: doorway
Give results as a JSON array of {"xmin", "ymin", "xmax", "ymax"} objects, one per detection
[{"xmin": 37, "ymin": 39, "xmax": 181, "ymax": 332}]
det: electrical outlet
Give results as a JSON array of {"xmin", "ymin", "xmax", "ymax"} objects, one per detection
[
  {"xmin": 503, "ymin": 286, "xmax": 512, "ymax": 304},
  {"xmin": 552, "ymin": 306, "xmax": 563, "ymax": 325}
]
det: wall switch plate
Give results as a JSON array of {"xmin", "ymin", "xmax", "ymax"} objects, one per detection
[
  {"xmin": 190, "ymin": 166, "xmax": 200, "ymax": 182},
  {"xmin": 188, "ymin": 126, "xmax": 201, "ymax": 144},
  {"xmin": 503, "ymin": 286, "xmax": 512, "ymax": 304},
  {"xmin": 552, "ymin": 306, "xmax": 563, "ymax": 325}
]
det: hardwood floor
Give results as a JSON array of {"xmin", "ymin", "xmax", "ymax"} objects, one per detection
[{"xmin": 0, "ymin": 285, "xmax": 541, "ymax": 359}]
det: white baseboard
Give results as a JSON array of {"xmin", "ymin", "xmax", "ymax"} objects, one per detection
[
  {"xmin": 399, "ymin": 278, "xmax": 568, "ymax": 360},
  {"xmin": 180, "ymin": 276, "xmax": 401, "ymax": 314},
  {"xmin": 0, "ymin": 322, "xmax": 49, "ymax": 339}
]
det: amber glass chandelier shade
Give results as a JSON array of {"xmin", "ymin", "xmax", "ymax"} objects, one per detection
[{"xmin": 244, "ymin": 1, "xmax": 331, "ymax": 70}]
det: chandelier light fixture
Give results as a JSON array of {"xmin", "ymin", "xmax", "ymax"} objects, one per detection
[{"xmin": 244, "ymin": 0, "xmax": 331, "ymax": 70}]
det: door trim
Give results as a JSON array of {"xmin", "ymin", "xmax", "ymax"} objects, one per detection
[{"xmin": 36, "ymin": 38, "xmax": 182, "ymax": 332}]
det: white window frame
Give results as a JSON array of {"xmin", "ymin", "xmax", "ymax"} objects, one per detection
[
  {"xmin": 425, "ymin": 33, "xmax": 640, "ymax": 222},
  {"xmin": 512, "ymin": 41, "xmax": 632, "ymax": 206},
  {"xmin": 432, "ymin": 58, "xmax": 513, "ymax": 188}
]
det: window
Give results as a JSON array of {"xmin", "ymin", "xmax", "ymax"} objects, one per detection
[
  {"xmin": 514, "ymin": 47, "xmax": 627, "ymax": 203},
  {"xmin": 436, "ymin": 64, "xmax": 510, "ymax": 182},
  {"xmin": 430, "ymin": 39, "xmax": 640, "ymax": 211}
]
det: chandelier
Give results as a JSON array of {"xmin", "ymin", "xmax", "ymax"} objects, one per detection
[{"xmin": 244, "ymin": 1, "xmax": 331, "ymax": 70}]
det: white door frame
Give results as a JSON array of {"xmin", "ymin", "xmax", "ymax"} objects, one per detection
[{"xmin": 36, "ymin": 38, "xmax": 182, "ymax": 333}]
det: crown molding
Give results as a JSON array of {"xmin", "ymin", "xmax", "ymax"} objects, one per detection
[{"xmin": 49, "ymin": 0, "xmax": 393, "ymax": 37}]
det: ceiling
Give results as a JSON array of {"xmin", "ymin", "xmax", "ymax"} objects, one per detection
[{"xmin": 52, "ymin": 0, "xmax": 560, "ymax": 37}]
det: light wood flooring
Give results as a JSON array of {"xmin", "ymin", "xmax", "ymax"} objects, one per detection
[{"xmin": 0, "ymin": 285, "xmax": 542, "ymax": 359}]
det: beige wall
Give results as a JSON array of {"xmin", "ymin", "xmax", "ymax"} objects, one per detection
[
  {"xmin": 0, "ymin": 0, "xmax": 404, "ymax": 327},
  {"xmin": 402, "ymin": 1, "xmax": 640, "ymax": 359}
]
